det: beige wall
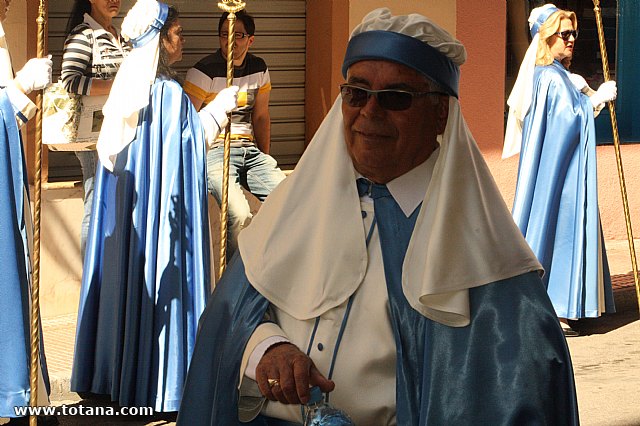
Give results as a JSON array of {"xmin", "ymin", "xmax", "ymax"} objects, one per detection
[
  {"xmin": 348, "ymin": 0, "xmax": 455, "ymax": 34},
  {"xmin": 456, "ymin": 1, "xmax": 506, "ymax": 153},
  {"xmin": 3, "ymin": 1, "xmax": 27, "ymax": 69}
]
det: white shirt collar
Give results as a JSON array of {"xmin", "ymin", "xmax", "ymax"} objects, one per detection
[{"xmin": 358, "ymin": 146, "xmax": 440, "ymax": 217}]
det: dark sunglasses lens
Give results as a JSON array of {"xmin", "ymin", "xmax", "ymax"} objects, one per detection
[
  {"xmin": 561, "ymin": 30, "xmax": 577, "ymax": 41},
  {"xmin": 378, "ymin": 91, "xmax": 412, "ymax": 111},
  {"xmin": 341, "ymin": 87, "xmax": 368, "ymax": 107},
  {"xmin": 341, "ymin": 86, "xmax": 414, "ymax": 110}
]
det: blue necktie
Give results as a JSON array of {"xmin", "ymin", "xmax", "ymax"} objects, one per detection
[{"xmin": 356, "ymin": 177, "xmax": 425, "ymax": 425}]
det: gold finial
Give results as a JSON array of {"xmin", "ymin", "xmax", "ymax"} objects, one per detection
[{"xmin": 218, "ymin": 0, "xmax": 246, "ymax": 13}]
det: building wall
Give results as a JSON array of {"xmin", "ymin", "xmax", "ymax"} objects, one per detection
[
  {"xmin": 349, "ymin": 0, "xmax": 455, "ymax": 34},
  {"xmin": 9, "ymin": 2, "xmax": 640, "ymax": 319}
]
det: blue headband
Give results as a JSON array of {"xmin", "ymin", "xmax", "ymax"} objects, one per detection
[
  {"xmin": 130, "ymin": 2, "xmax": 169, "ymax": 48},
  {"xmin": 529, "ymin": 6, "xmax": 559, "ymax": 38},
  {"xmin": 342, "ymin": 30, "xmax": 460, "ymax": 98}
]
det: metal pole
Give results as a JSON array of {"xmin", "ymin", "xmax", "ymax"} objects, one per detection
[
  {"xmin": 30, "ymin": 1, "xmax": 47, "ymax": 424},
  {"xmin": 592, "ymin": 0, "xmax": 640, "ymax": 313},
  {"xmin": 217, "ymin": 0, "xmax": 245, "ymax": 279}
]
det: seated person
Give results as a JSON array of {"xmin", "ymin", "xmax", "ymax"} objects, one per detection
[{"xmin": 184, "ymin": 10, "xmax": 285, "ymax": 257}]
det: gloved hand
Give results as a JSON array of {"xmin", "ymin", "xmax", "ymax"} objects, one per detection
[
  {"xmin": 568, "ymin": 73, "xmax": 588, "ymax": 92},
  {"xmin": 590, "ymin": 80, "xmax": 617, "ymax": 107},
  {"xmin": 14, "ymin": 57, "xmax": 53, "ymax": 95},
  {"xmin": 203, "ymin": 85, "xmax": 239, "ymax": 131}
]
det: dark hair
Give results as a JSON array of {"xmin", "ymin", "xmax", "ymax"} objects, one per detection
[
  {"xmin": 218, "ymin": 10, "xmax": 255, "ymax": 35},
  {"xmin": 66, "ymin": 0, "xmax": 91, "ymax": 34},
  {"xmin": 157, "ymin": 6, "xmax": 180, "ymax": 80}
]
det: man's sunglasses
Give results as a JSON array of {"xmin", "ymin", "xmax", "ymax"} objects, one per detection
[
  {"xmin": 554, "ymin": 30, "xmax": 578, "ymax": 42},
  {"xmin": 339, "ymin": 84, "xmax": 447, "ymax": 111},
  {"xmin": 219, "ymin": 31, "xmax": 251, "ymax": 40}
]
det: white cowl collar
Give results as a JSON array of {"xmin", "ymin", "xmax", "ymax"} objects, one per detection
[{"xmin": 239, "ymin": 96, "xmax": 542, "ymax": 327}]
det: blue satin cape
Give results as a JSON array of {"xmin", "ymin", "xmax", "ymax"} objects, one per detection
[
  {"xmin": 178, "ymin": 253, "xmax": 578, "ymax": 425},
  {"xmin": 0, "ymin": 91, "xmax": 50, "ymax": 417},
  {"xmin": 512, "ymin": 60, "xmax": 615, "ymax": 319},
  {"xmin": 71, "ymin": 77, "xmax": 211, "ymax": 412}
]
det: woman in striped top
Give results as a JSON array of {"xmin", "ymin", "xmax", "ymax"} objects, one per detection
[{"xmin": 61, "ymin": 0, "xmax": 129, "ymax": 257}]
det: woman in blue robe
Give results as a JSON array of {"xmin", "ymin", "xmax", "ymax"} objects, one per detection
[
  {"xmin": 511, "ymin": 6, "xmax": 616, "ymax": 336},
  {"xmin": 70, "ymin": 1, "xmax": 237, "ymax": 412}
]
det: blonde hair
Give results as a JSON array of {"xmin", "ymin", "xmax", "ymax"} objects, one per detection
[{"xmin": 535, "ymin": 10, "xmax": 577, "ymax": 66}]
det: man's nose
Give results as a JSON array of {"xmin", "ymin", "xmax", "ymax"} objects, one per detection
[{"xmin": 359, "ymin": 93, "xmax": 385, "ymax": 117}]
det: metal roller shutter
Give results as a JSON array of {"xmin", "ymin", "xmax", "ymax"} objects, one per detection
[{"xmin": 47, "ymin": 0, "xmax": 305, "ymax": 180}]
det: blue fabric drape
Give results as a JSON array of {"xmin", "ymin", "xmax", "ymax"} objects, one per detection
[
  {"xmin": 0, "ymin": 91, "xmax": 50, "ymax": 417},
  {"xmin": 71, "ymin": 77, "xmax": 211, "ymax": 412},
  {"xmin": 513, "ymin": 60, "xmax": 615, "ymax": 319},
  {"xmin": 179, "ymin": 182, "xmax": 578, "ymax": 425}
]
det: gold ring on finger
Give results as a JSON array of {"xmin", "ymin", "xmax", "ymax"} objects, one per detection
[{"xmin": 267, "ymin": 378, "xmax": 280, "ymax": 388}]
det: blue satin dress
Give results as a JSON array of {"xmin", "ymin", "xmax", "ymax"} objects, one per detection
[
  {"xmin": 513, "ymin": 60, "xmax": 615, "ymax": 319},
  {"xmin": 71, "ymin": 77, "xmax": 211, "ymax": 412},
  {"xmin": 0, "ymin": 91, "xmax": 50, "ymax": 417}
]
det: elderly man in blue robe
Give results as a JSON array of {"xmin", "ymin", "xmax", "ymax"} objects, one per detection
[{"xmin": 178, "ymin": 8, "xmax": 579, "ymax": 426}]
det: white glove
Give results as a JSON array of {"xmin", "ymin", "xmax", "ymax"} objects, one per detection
[
  {"xmin": 14, "ymin": 56, "xmax": 53, "ymax": 94},
  {"xmin": 568, "ymin": 73, "xmax": 588, "ymax": 92},
  {"xmin": 590, "ymin": 80, "xmax": 617, "ymax": 107},
  {"xmin": 203, "ymin": 85, "xmax": 239, "ymax": 131}
]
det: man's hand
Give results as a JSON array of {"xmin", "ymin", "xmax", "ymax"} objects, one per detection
[
  {"xmin": 255, "ymin": 343, "xmax": 335, "ymax": 405},
  {"xmin": 14, "ymin": 56, "xmax": 53, "ymax": 95}
]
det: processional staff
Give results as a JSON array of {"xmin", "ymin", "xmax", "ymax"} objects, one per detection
[
  {"xmin": 592, "ymin": 0, "xmax": 640, "ymax": 314},
  {"xmin": 30, "ymin": 1, "xmax": 47, "ymax": 425},
  {"xmin": 217, "ymin": 0, "xmax": 246, "ymax": 279}
]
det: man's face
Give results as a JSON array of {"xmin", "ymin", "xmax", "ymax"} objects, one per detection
[
  {"xmin": 0, "ymin": 0, "xmax": 10, "ymax": 22},
  {"xmin": 549, "ymin": 18, "xmax": 575, "ymax": 62},
  {"xmin": 342, "ymin": 60, "xmax": 449, "ymax": 184},
  {"xmin": 219, "ymin": 20, "xmax": 254, "ymax": 64}
]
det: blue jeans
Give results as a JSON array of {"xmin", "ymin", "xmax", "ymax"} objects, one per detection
[
  {"xmin": 75, "ymin": 150, "xmax": 98, "ymax": 258},
  {"xmin": 207, "ymin": 145, "xmax": 285, "ymax": 256}
]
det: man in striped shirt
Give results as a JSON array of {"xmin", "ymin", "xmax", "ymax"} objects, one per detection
[{"xmin": 184, "ymin": 10, "xmax": 285, "ymax": 257}]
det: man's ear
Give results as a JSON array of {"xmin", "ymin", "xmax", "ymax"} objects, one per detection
[
  {"xmin": 247, "ymin": 35, "xmax": 255, "ymax": 48},
  {"xmin": 436, "ymin": 96, "xmax": 449, "ymax": 135}
]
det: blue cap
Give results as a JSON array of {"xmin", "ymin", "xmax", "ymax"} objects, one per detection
[
  {"xmin": 130, "ymin": 2, "xmax": 169, "ymax": 48},
  {"xmin": 530, "ymin": 6, "xmax": 560, "ymax": 38},
  {"xmin": 342, "ymin": 30, "xmax": 460, "ymax": 98}
]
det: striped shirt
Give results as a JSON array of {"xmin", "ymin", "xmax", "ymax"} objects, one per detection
[
  {"xmin": 184, "ymin": 49, "xmax": 271, "ymax": 145},
  {"xmin": 61, "ymin": 14, "xmax": 129, "ymax": 95}
]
